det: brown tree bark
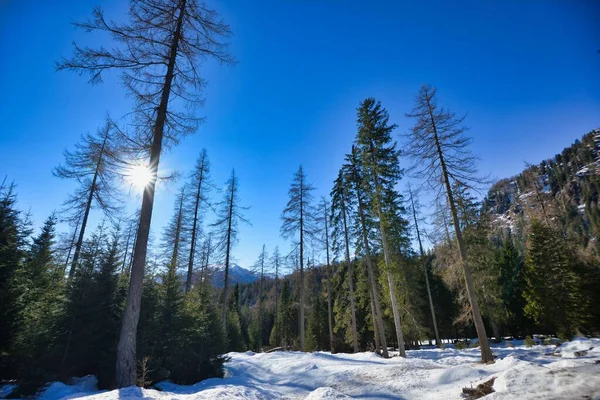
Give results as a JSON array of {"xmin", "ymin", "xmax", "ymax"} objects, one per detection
[
  {"xmin": 340, "ymin": 188, "xmax": 359, "ymax": 352},
  {"xmin": 409, "ymin": 186, "xmax": 441, "ymax": 347},
  {"xmin": 115, "ymin": 0, "xmax": 187, "ymax": 387},
  {"xmin": 425, "ymin": 96, "xmax": 494, "ymax": 363},
  {"xmin": 68, "ymin": 130, "xmax": 108, "ymax": 282}
]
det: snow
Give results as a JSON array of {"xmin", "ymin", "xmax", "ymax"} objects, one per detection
[
  {"xmin": 34, "ymin": 339, "xmax": 600, "ymax": 400},
  {"xmin": 39, "ymin": 376, "xmax": 101, "ymax": 400}
]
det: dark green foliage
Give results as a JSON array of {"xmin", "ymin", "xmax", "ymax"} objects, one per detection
[
  {"xmin": 522, "ymin": 221, "xmax": 586, "ymax": 338},
  {"xmin": 0, "ymin": 183, "xmax": 31, "ymax": 373},
  {"xmin": 306, "ymin": 294, "xmax": 329, "ymax": 351},
  {"xmin": 274, "ymin": 280, "xmax": 299, "ymax": 349}
]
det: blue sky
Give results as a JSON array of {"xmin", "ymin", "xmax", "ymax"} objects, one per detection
[{"xmin": 1, "ymin": 0, "xmax": 599, "ymax": 268}]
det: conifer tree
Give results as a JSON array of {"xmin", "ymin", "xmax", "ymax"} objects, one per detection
[
  {"xmin": 185, "ymin": 149, "xmax": 211, "ymax": 294},
  {"xmin": 54, "ymin": 121, "xmax": 121, "ymax": 281},
  {"xmin": 523, "ymin": 220, "xmax": 582, "ymax": 337},
  {"xmin": 331, "ymin": 170, "xmax": 359, "ymax": 352},
  {"xmin": 306, "ymin": 293, "xmax": 330, "ymax": 352},
  {"xmin": 278, "ymin": 279, "xmax": 298, "ymax": 349},
  {"xmin": 407, "ymin": 186, "xmax": 441, "ymax": 346},
  {"xmin": 0, "ymin": 180, "xmax": 30, "ymax": 378},
  {"xmin": 58, "ymin": 223, "xmax": 110, "ymax": 386},
  {"xmin": 212, "ymin": 170, "xmax": 249, "ymax": 331},
  {"xmin": 280, "ymin": 165, "xmax": 318, "ymax": 351},
  {"xmin": 405, "ymin": 84, "xmax": 493, "ymax": 363},
  {"xmin": 343, "ymin": 148, "xmax": 389, "ymax": 357},
  {"xmin": 270, "ymin": 246, "xmax": 282, "ymax": 347},
  {"xmin": 355, "ymin": 98, "xmax": 409, "ymax": 357},
  {"xmin": 318, "ymin": 197, "xmax": 335, "ymax": 352},
  {"xmin": 59, "ymin": 0, "xmax": 233, "ymax": 385},
  {"xmin": 253, "ymin": 245, "xmax": 268, "ymax": 351}
]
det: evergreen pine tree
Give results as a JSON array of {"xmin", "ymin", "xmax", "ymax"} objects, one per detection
[
  {"xmin": 212, "ymin": 170, "xmax": 250, "ymax": 332},
  {"xmin": 280, "ymin": 165, "xmax": 318, "ymax": 351},
  {"xmin": 331, "ymin": 170, "xmax": 359, "ymax": 352},
  {"xmin": 355, "ymin": 97, "xmax": 410, "ymax": 357},
  {"xmin": 0, "ymin": 182, "xmax": 30, "ymax": 376},
  {"xmin": 306, "ymin": 293, "xmax": 330, "ymax": 352},
  {"xmin": 523, "ymin": 220, "xmax": 583, "ymax": 338},
  {"xmin": 343, "ymin": 147, "xmax": 389, "ymax": 357}
]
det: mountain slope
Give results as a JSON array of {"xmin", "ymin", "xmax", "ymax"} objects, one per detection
[{"xmin": 483, "ymin": 128, "xmax": 600, "ymax": 252}]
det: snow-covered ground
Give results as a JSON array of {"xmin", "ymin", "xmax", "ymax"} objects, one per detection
[{"xmin": 28, "ymin": 338, "xmax": 600, "ymax": 400}]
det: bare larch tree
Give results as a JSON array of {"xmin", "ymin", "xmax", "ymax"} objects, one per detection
[
  {"xmin": 185, "ymin": 148, "xmax": 211, "ymax": 293},
  {"xmin": 54, "ymin": 120, "xmax": 121, "ymax": 282},
  {"xmin": 405, "ymin": 84, "xmax": 493, "ymax": 363},
  {"xmin": 212, "ymin": 169, "xmax": 249, "ymax": 332},
  {"xmin": 407, "ymin": 184, "xmax": 441, "ymax": 347},
  {"xmin": 58, "ymin": 0, "xmax": 233, "ymax": 385},
  {"xmin": 319, "ymin": 197, "xmax": 335, "ymax": 353}
]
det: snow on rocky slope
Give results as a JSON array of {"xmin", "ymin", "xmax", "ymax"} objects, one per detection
[{"xmin": 34, "ymin": 338, "xmax": 600, "ymax": 400}]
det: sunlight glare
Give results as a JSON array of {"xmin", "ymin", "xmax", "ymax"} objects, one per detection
[{"xmin": 127, "ymin": 164, "xmax": 153, "ymax": 190}]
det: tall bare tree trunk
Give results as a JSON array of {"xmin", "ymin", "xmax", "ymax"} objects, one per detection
[
  {"xmin": 323, "ymin": 206, "xmax": 334, "ymax": 353},
  {"xmin": 258, "ymin": 246, "xmax": 265, "ymax": 352},
  {"xmin": 274, "ymin": 259, "xmax": 279, "ymax": 346},
  {"xmin": 121, "ymin": 223, "xmax": 133, "ymax": 275},
  {"xmin": 68, "ymin": 130, "xmax": 108, "ymax": 282},
  {"xmin": 170, "ymin": 191, "xmax": 185, "ymax": 270},
  {"xmin": 299, "ymin": 182, "xmax": 305, "ymax": 351},
  {"xmin": 115, "ymin": 0, "xmax": 187, "ymax": 387},
  {"xmin": 186, "ymin": 155, "xmax": 207, "ymax": 294},
  {"xmin": 409, "ymin": 187, "xmax": 441, "ymax": 347},
  {"xmin": 340, "ymin": 191, "xmax": 359, "ymax": 352},
  {"xmin": 426, "ymin": 99, "xmax": 493, "ymax": 363},
  {"xmin": 63, "ymin": 214, "xmax": 81, "ymax": 276},
  {"xmin": 222, "ymin": 176, "xmax": 235, "ymax": 332}
]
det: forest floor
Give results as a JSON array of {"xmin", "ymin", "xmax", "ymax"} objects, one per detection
[{"xmin": 30, "ymin": 338, "xmax": 600, "ymax": 400}]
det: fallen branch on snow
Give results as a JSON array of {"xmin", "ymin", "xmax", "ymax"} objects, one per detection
[{"xmin": 462, "ymin": 377, "xmax": 495, "ymax": 399}]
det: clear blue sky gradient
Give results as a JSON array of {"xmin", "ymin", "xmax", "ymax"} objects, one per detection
[{"xmin": 1, "ymin": 0, "xmax": 599, "ymax": 268}]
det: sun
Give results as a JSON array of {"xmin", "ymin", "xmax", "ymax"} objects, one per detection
[{"xmin": 127, "ymin": 164, "xmax": 154, "ymax": 190}]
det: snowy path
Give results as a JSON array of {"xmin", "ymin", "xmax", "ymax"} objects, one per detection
[{"xmin": 39, "ymin": 339, "xmax": 600, "ymax": 400}]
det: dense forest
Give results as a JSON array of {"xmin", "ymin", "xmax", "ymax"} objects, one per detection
[{"xmin": 1, "ymin": 0, "xmax": 599, "ymax": 397}]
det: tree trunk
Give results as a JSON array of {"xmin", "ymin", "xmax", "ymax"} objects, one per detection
[
  {"xmin": 222, "ymin": 175, "xmax": 235, "ymax": 332},
  {"xmin": 357, "ymin": 206, "xmax": 388, "ymax": 357},
  {"xmin": 170, "ymin": 192, "xmax": 184, "ymax": 271},
  {"xmin": 274, "ymin": 254, "xmax": 279, "ymax": 347},
  {"xmin": 258, "ymin": 250, "xmax": 264, "ymax": 352},
  {"xmin": 368, "ymin": 139, "xmax": 405, "ymax": 357},
  {"xmin": 299, "ymin": 177, "xmax": 305, "ymax": 351},
  {"xmin": 368, "ymin": 284, "xmax": 380, "ymax": 352},
  {"xmin": 409, "ymin": 187, "xmax": 441, "ymax": 347},
  {"xmin": 324, "ymin": 204, "xmax": 335, "ymax": 353},
  {"xmin": 68, "ymin": 130, "xmax": 108, "ymax": 282},
  {"xmin": 385, "ymin": 272, "xmax": 406, "ymax": 356},
  {"xmin": 115, "ymin": 0, "xmax": 187, "ymax": 387},
  {"xmin": 340, "ymin": 190, "xmax": 359, "ymax": 352},
  {"xmin": 121, "ymin": 223, "xmax": 133, "ymax": 275},
  {"xmin": 186, "ymin": 156, "xmax": 206, "ymax": 294},
  {"xmin": 63, "ymin": 215, "xmax": 81, "ymax": 276},
  {"xmin": 426, "ymin": 98, "xmax": 493, "ymax": 364},
  {"xmin": 351, "ymin": 161, "xmax": 388, "ymax": 357}
]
